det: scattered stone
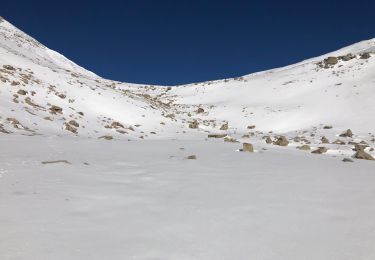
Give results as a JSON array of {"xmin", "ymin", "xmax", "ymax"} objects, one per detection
[
  {"xmin": 321, "ymin": 136, "xmax": 330, "ymax": 144},
  {"xmin": 323, "ymin": 125, "xmax": 333, "ymax": 129},
  {"xmin": 297, "ymin": 145, "xmax": 311, "ymax": 151},
  {"xmin": 6, "ymin": 117, "xmax": 20, "ymax": 125},
  {"xmin": 354, "ymin": 150, "xmax": 374, "ymax": 160},
  {"xmin": 241, "ymin": 143, "xmax": 254, "ymax": 152},
  {"xmin": 274, "ymin": 136, "xmax": 289, "ymax": 146},
  {"xmin": 324, "ymin": 56, "xmax": 338, "ymax": 66},
  {"xmin": 224, "ymin": 136, "xmax": 239, "ymax": 143},
  {"xmin": 338, "ymin": 53, "xmax": 355, "ymax": 61},
  {"xmin": 197, "ymin": 107, "xmax": 205, "ymax": 113},
  {"xmin": 57, "ymin": 93, "xmax": 66, "ymax": 99},
  {"xmin": 50, "ymin": 105, "xmax": 63, "ymax": 114},
  {"xmin": 11, "ymin": 81, "xmax": 20, "ymax": 86},
  {"xmin": 360, "ymin": 52, "xmax": 371, "ymax": 59},
  {"xmin": 3, "ymin": 65, "xmax": 15, "ymax": 70},
  {"xmin": 65, "ymin": 123, "xmax": 77, "ymax": 133},
  {"xmin": 311, "ymin": 147, "xmax": 328, "ymax": 154},
  {"xmin": 208, "ymin": 134, "xmax": 227, "ymax": 138},
  {"xmin": 98, "ymin": 135, "xmax": 113, "ymax": 140},
  {"xmin": 339, "ymin": 129, "xmax": 353, "ymax": 138},
  {"xmin": 265, "ymin": 136, "xmax": 273, "ymax": 144},
  {"xmin": 41, "ymin": 160, "xmax": 71, "ymax": 165},
  {"xmin": 220, "ymin": 122, "xmax": 229, "ymax": 130},
  {"xmin": 247, "ymin": 125, "xmax": 256, "ymax": 129},
  {"xmin": 333, "ymin": 139, "xmax": 346, "ymax": 145},
  {"xmin": 187, "ymin": 155, "xmax": 197, "ymax": 160},
  {"xmin": 17, "ymin": 89, "xmax": 27, "ymax": 95},
  {"xmin": 189, "ymin": 120, "xmax": 199, "ymax": 129},
  {"xmin": 68, "ymin": 120, "xmax": 79, "ymax": 127},
  {"xmin": 110, "ymin": 121, "xmax": 124, "ymax": 129}
]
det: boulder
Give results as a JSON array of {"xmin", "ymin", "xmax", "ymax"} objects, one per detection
[
  {"xmin": 297, "ymin": 145, "xmax": 311, "ymax": 151},
  {"xmin": 354, "ymin": 150, "xmax": 374, "ymax": 160},
  {"xmin": 50, "ymin": 105, "xmax": 63, "ymax": 114},
  {"xmin": 242, "ymin": 143, "xmax": 254, "ymax": 152},
  {"xmin": 197, "ymin": 107, "xmax": 205, "ymax": 113},
  {"xmin": 189, "ymin": 120, "xmax": 199, "ymax": 129},
  {"xmin": 274, "ymin": 136, "xmax": 289, "ymax": 146},
  {"xmin": 324, "ymin": 56, "xmax": 338, "ymax": 66},
  {"xmin": 339, "ymin": 129, "xmax": 353, "ymax": 138},
  {"xmin": 360, "ymin": 52, "xmax": 371, "ymax": 59},
  {"xmin": 312, "ymin": 147, "xmax": 328, "ymax": 154},
  {"xmin": 220, "ymin": 122, "xmax": 229, "ymax": 130},
  {"xmin": 17, "ymin": 89, "xmax": 27, "ymax": 95},
  {"xmin": 265, "ymin": 136, "xmax": 273, "ymax": 144},
  {"xmin": 110, "ymin": 121, "xmax": 124, "ymax": 129},
  {"xmin": 68, "ymin": 120, "xmax": 79, "ymax": 127},
  {"xmin": 321, "ymin": 136, "xmax": 330, "ymax": 144},
  {"xmin": 208, "ymin": 134, "xmax": 227, "ymax": 138}
]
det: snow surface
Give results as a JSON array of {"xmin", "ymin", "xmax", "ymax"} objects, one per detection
[
  {"xmin": 1, "ymin": 136, "xmax": 375, "ymax": 260},
  {"xmin": 1, "ymin": 17, "xmax": 375, "ymax": 259}
]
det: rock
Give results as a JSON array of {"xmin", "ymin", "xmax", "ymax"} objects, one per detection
[
  {"xmin": 208, "ymin": 134, "xmax": 227, "ymax": 138},
  {"xmin": 6, "ymin": 117, "xmax": 20, "ymax": 125},
  {"xmin": 224, "ymin": 136, "xmax": 238, "ymax": 143},
  {"xmin": 3, "ymin": 65, "xmax": 15, "ymax": 70},
  {"xmin": 265, "ymin": 136, "xmax": 273, "ymax": 144},
  {"xmin": 197, "ymin": 107, "xmax": 205, "ymax": 113},
  {"xmin": 360, "ymin": 52, "xmax": 371, "ymax": 59},
  {"xmin": 57, "ymin": 93, "xmax": 66, "ymax": 99},
  {"xmin": 339, "ymin": 129, "xmax": 353, "ymax": 138},
  {"xmin": 98, "ymin": 135, "xmax": 113, "ymax": 140},
  {"xmin": 65, "ymin": 123, "xmax": 77, "ymax": 133},
  {"xmin": 189, "ymin": 120, "xmax": 199, "ymax": 129},
  {"xmin": 321, "ymin": 136, "xmax": 330, "ymax": 144},
  {"xmin": 68, "ymin": 120, "xmax": 79, "ymax": 127},
  {"xmin": 342, "ymin": 158, "xmax": 354, "ymax": 163},
  {"xmin": 17, "ymin": 89, "xmax": 27, "ymax": 95},
  {"xmin": 324, "ymin": 56, "xmax": 338, "ymax": 66},
  {"xmin": 241, "ymin": 143, "xmax": 254, "ymax": 152},
  {"xmin": 50, "ymin": 105, "xmax": 63, "ymax": 114},
  {"xmin": 220, "ymin": 122, "xmax": 229, "ymax": 130},
  {"xmin": 274, "ymin": 136, "xmax": 289, "ymax": 146},
  {"xmin": 41, "ymin": 160, "xmax": 71, "ymax": 165},
  {"xmin": 323, "ymin": 125, "xmax": 333, "ymax": 129},
  {"xmin": 311, "ymin": 147, "xmax": 328, "ymax": 154},
  {"xmin": 354, "ymin": 150, "xmax": 374, "ymax": 160},
  {"xmin": 77, "ymin": 112, "xmax": 84, "ymax": 116},
  {"xmin": 333, "ymin": 139, "xmax": 346, "ymax": 145},
  {"xmin": 11, "ymin": 81, "xmax": 20, "ymax": 86},
  {"xmin": 247, "ymin": 125, "xmax": 256, "ymax": 129},
  {"xmin": 110, "ymin": 121, "xmax": 124, "ymax": 129},
  {"xmin": 187, "ymin": 155, "xmax": 197, "ymax": 160},
  {"xmin": 338, "ymin": 53, "xmax": 355, "ymax": 61},
  {"xmin": 297, "ymin": 145, "xmax": 311, "ymax": 151}
]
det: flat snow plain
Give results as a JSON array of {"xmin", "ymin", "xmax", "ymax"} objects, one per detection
[{"xmin": 1, "ymin": 135, "xmax": 375, "ymax": 260}]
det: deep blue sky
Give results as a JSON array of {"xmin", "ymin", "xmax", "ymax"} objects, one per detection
[{"xmin": 2, "ymin": 0, "xmax": 375, "ymax": 85}]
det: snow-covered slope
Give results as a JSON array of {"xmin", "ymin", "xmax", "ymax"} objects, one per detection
[
  {"xmin": 0, "ymin": 17, "xmax": 374, "ymax": 158},
  {"xmin": 1, "ymin": 17, "xmax": 375, "ymax": 260}
]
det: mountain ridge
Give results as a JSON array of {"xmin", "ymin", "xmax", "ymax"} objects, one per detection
[{"xmin": 0, "ymin": 17, "xmax": 374, "ymax": 159}]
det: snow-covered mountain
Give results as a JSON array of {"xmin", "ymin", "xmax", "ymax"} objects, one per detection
[
  {"xmin": 0, "ymin": 16, "xmax": 374, "ymax": 157},
  {"xmin": 2, "ymin": 17, "xmax": 375, "ymax": 260}
]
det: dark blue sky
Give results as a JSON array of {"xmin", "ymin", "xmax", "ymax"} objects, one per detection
[{"xmin": 2, "ymin": 0, "xmax": 375, "ymax": 85}]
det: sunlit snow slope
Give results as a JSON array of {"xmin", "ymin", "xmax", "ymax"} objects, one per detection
[{"xmin": 0, "ymin": 16, "xmax": 374, "ymax": 157}]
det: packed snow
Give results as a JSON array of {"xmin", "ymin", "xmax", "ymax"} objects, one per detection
[{"xmin": 0, "ymin": 16, "xmax": 375, "ymax": 260}]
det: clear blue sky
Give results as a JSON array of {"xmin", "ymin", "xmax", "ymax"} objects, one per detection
[{"xmin": 2, "ymin": 0, "xmax": 375, "ymax": 85}]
